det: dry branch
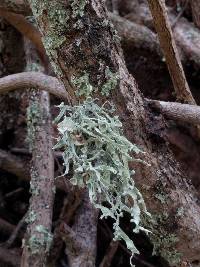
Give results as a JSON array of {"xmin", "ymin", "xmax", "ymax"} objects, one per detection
[
  {"xmin": 21, "ymin": 39, "xmax": 55, "ymax": 267},
  {"xmin": 147, "ymin": 0, "xmax": 195, "ymax": 104},
  {"xmin": 126, "ymin": 2, "xmax": 200, "ymax": 69},
  {"xmin": 146, "ymin": 99, "xmax": 200, "ymax": 125},
  {"xmin": 0, "ymin": 10, "xmax": 46, "ymax": 63},
  {"xmin": 0, "ymin": 72, "xmax": 67, "ymax": 100},
  {"xmin": 0, "ymin": 148, "xmax": 30, "ymax": 181}
]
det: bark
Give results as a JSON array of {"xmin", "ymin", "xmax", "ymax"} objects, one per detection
[
  {"xmin": 0, "ymin": 0, "xmax": 31, "ymax": 15},
  {"xmin": 146, "ymin": 0, "xmax": 195, "ymax": 104},
  {"xmin": 2, "ymin": 0, "xmax": 200, "ymax": 71},
  {"xmin": 27, "ymin": 0, "xmax": 200, "ymax": 266},
  {"xmin": 21, "ymin": 39, "xmax": 55, "ymax": 267},
  {"xmin": 62, "ymin": 190, "xmax": 98, "ymax": 267},
  {"xmin": 147, "ymin": 99, "xmax": 200, "ymax": 125},
  {"xmin": 0, "ymin": 72, "xmax": 67, "ymax": 100},
  {"xmin": 191, "ymin": 0, "xmax": 200, "ymax": 28}
]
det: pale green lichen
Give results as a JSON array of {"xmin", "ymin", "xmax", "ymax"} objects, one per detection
[
  {"xmin": 101, "ymin": 67, "xmax": 119, "ymax": 96},
  {"xmin": 71, "ymin": 0, "xmax": 87, "ymax": 18},
  {"xmin": 142, "ymin": 212, "xmax": 182, "ymax": 265},
  {"xmin": 54, "ymin": 98, "xmax": 150, "ymax": 266},
  {"xmin": 27, "ymin": 225, "xmax": 53, "ymax": 254},
  {"xmin": 25, "ymin": 211, "xmax": 37, "ymax": 224},
  {"xmin": 71, "ymin": 73, "xmax": 93, "ymax": 97},
  {"xmin": 26, "ymin": 101, "xmax": 41, "ymax": 152}
]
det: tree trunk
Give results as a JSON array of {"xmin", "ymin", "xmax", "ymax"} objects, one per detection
[{"xmin": 27, "ymin": 0, "xmax": 200, "ymax": 266}]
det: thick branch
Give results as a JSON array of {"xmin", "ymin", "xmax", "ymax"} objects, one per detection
[
  {"xmin": 147, "ymin": 0, "xmax": 195, "ymax": 104},
  {"xmin": 0, "ymin": 72, "xmax": 67, "ymax": 100}
]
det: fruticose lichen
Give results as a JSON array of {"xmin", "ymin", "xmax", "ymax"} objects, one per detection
[{"xmin": 54, "ymin": 98, "xmax": 150, "ymax": 266}]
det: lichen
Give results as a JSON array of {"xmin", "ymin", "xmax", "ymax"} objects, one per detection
[
  {"xmin": 25, "ymin": 211, "xmax": 37, "ymax": 224},
  {"xmin": 142, "ymin": 212, "xmax": 182, "ymax": 265},
  {"xmin": 27, "ymin": 225, "xmax": 53, "ymax": 254},
  {"xmin": 71, "ymin": 73, "xmax": 93, "ymax": 97},
  {"xmin": 70, "ymin": 0, "xmax": 87, "ymax": 18},
  {"xmin": 54, "ymin": 98, "xmax": 150, "ymax": 266},
  {"xmin": 101, "ymin": 67, "xmax": 119, "ymax": 96},
  {"xmin": 26, "ymin": 101, "xmax": 41, "ymax": 152}
]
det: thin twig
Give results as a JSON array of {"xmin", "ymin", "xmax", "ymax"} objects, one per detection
[{"xmin": 147, "ymin": 0, "xmax": 195, "ymax": 104}]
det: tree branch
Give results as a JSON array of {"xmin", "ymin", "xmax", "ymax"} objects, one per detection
[
  {"xmin": 0, "ymin": 10, "xmax": 46, "ymax": 63},
  {"xmin": 21, "ymin": 38, "xmax": 55, "ymax": 267},
  {"xmin": 146, "ymin": 99, "xmax": 200, "ymax": 125},
  {"xmin": 146, "ymin": 0, "xmax": 195, "ymax": 104},
  {"xmin": 0, "ymin": 72, "xmax": 67, "ymax": 100}
]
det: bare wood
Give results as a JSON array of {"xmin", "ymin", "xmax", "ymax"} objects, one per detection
[
  {"xmin": 21, "ymin": 39, "xmax": 55, "ymax": 267},
  {"xmin": 147, "ymin": 99, "xmax": 200, "ymax": 125},
  {"xmin": 0, "ymin": 72, "xmax": 67, "ymax": 100},
  {"xmin": 146, "ymin": 0, "xmax": 195, "ymax": 104},
  {"xmin": 191, "ymin": 0, "xmax": 200, "ymax": 28}
]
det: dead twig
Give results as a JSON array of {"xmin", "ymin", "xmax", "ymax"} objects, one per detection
[
  {"xmin": 0, "ymin": 10, "xmax": 46, "ymax": 64},
  {"xmin": 5, "ymin": 213, "xmax": 27, "ymax": 248},
  {"xmin": 146, "ymin": 99, "xmax": 200, "ymax": 125},
  {"xmin": 147, "ymin": 0, "xmax": 195, "ymax": 104},
  {"xmin": 21, "ymin": 38, "xmax": 55, "ymax": 267},
  {"xmin": 0, "ymin": 72, "xmax": 67, "ymax": 100}
]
